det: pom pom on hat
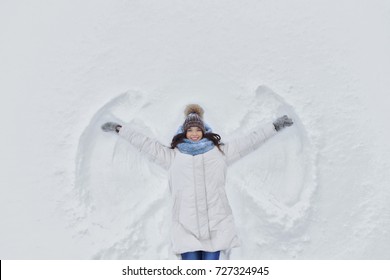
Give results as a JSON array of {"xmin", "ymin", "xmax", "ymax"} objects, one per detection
[{"xmin": 184, "ymin": 104, "xmax": 204, "ymax": 119}]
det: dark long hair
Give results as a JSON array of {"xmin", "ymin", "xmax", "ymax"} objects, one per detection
[{"xmin": 170, "ymin": 131, "xmax": 225, "ymax": 155}]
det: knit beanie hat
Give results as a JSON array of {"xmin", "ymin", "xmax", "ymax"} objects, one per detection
[{"xmin": 182, "ymin": 104, "xmax": 206, "ymax": 133}]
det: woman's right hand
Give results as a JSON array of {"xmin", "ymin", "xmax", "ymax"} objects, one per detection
[
  {"xmin": 101, "ymin": 122, "xmax": 122, "ymax": 133},
  {"xmin": 273, "ymin": 115, "xmax": 293, "ymax": 131}
]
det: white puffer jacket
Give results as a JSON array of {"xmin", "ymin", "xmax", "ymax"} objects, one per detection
[{"xmin": 118, "ymin": 122, "xmax": 278, "ymax": 254}]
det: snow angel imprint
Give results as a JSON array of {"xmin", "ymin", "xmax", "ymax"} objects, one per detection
[{"xmin": 101, "ymin": 104, "xmax": 293, "ymax": 260}]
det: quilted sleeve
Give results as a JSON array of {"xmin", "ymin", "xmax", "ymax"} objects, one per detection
[
  {"xmin": 118, "ymin": 123, "xmax": 175, "ymax": 170},
  {"xmin": 220, "ymin": 122, "xmax": 278, "ymax": 166}
]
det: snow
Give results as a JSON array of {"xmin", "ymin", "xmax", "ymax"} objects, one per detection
[{"xmin": 1, "ymin": 0, "xmax": 390, "ymax": 259}]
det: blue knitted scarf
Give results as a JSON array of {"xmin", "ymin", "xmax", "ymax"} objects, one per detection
[
  {"xmin": 175, "ymin": 123, "xmax": 215, "ymax": 156},
  {"xmin": 177, "ymin": 138, "xmax": 215, "ymax": 156}
]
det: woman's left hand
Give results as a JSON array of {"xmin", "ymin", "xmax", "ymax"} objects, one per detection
[{"xmin": 101, "ymin": 122, "xmax": 121, "ymax": 133}]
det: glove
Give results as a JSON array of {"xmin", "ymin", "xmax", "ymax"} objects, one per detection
[
  {"xmin": 101, "ymin": 122, "xmax": 121, "ymax": 133},
  {"xmin": 273, "ymin": 115, "xmax": 293, "ymax": 131}
]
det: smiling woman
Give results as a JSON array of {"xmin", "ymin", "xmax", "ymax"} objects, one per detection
[{"xmin": 101, "ymin": 103, "xmax": 293, "ymax": 260}]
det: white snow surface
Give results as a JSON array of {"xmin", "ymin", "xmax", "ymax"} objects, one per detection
[{"xmin": 1, "ymin": 0, "xmax": 390, "ymax": 259}]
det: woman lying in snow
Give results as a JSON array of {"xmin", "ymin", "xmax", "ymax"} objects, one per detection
[{"xmin": 102, "ymin": 104, "xmax": 293, "ymax": 260}]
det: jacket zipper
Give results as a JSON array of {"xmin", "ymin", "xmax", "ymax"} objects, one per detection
[
  {"xmin": 193, "ymin": 156, "xmax": 201, "ymax": 238},
  {"xmin": 202, "ymin": 153, "xmax": 211, "ymax": 238}
]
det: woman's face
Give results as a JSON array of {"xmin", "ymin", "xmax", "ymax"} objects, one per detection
[{"xmin": 186, "ymin": 126, "xmax": 203, "ymax": 142}]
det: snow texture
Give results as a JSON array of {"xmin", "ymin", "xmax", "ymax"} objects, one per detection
[{"xmin": 1, "ymin": 0, "xmax": 390, "ymax": 259}]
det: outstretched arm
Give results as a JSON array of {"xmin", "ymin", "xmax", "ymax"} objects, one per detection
[
  {"xmin": 221, "ymin": 115, "xmax": 293, "ymax": 166},
  {"xmin": 101, "ymin": 122, "xmax": 175, "ymax": 170}
]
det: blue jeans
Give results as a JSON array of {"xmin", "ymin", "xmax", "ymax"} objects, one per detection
[{"xmin": 181, "ymin": 250, "xmax": 220, "ymax": 260}]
